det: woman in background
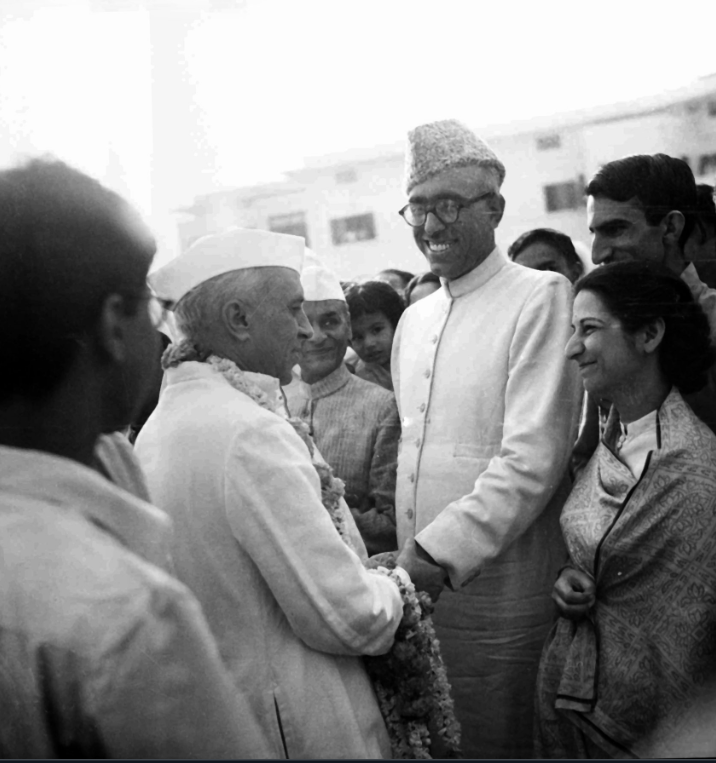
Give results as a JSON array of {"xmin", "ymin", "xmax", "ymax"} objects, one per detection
[{"xmin": 536, "ymin": 261, "xmax": 716, "ymax": 758}]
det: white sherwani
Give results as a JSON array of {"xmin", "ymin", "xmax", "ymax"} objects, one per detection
[
  {"xmin": 392, "ymin": 247, "xmax": 582, "ymax": 759},
  {"xmin": 135, "ymin": 362, "xmax": 403, "ymax": 760}
]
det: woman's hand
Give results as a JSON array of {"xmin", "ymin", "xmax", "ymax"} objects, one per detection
[{"xmin": 552, "ymin": 567, "xmax": 596, "ymax": 620}]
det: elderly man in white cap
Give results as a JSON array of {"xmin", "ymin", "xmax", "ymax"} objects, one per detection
[
  {"xmin": 284, "ymin": 252, "xmax": 400, "ymax": 555},
  {"xmin": 392, "ymin": 119, "xmax": 582, "ymax": 758},
  {"xmin": 135, "ymin": 228, "xmax": 404, "ymax": 760}
]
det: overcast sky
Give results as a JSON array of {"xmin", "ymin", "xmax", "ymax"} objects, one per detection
[{"xmin": 0, "ymin": 0, "xmax": 714, "ymax": 260}]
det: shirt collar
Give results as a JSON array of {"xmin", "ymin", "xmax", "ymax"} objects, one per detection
[
  {"xmin": 619, "ymin": 408, "xmax": 658, "ymax": 441},
  {"xmin": 168, "ymin": 360, "xmax": 287, "ymax": 415},
  {"xmin": 0, "ymin": 445, "xmax": 171, "ymax": 568},
  {"xmin": 442, "ymin": 246, "xmax": 507, "ymax": 298},
  {"xmin": 304, "ymin": 362, "xmax": 352, "ymax": 399}
]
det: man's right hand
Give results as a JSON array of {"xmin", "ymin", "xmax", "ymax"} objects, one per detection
[
  {"xmin": 396, "ymin": 538, "xmax": 448, "ymax": 603},
  {"xmin": 552, "ymin": 567, "xmax": 596, "ymax": 620}
]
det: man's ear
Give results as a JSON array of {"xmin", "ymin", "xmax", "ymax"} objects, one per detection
[
  {"xmin": 662, "ymin": 210, "xmax": 686, "ymax": 245},
  {"xmin": 223, "ymin": 298, "xmax": 252, "ymax": 342},
  {"xmin": 97, "ymin": 293, "xmax": 129, "ymax": 363},
  {"xmin": 641, "ymin": 317, "xmax": 666, "ymax": 356},
  {"xmin": 489, "ymin": 193, "xmax": 506, "ymax": 228}
]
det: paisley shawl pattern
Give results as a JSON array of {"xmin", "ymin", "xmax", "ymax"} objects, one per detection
[{"xmin": 536, "ymin": 388, "xmax": 716, "ymax": 758}]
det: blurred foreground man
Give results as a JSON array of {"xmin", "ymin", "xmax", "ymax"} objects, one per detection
[
  {"xmin": 135, "ymin": 229, "xmax": 404, "ymax": 759},
  {"xmin": 392, "ymin": 120, "xmax": 581, "ymax": 758},
  {"xmin": 284, "ymin": 253, "xmax": 400, "ymax": 555},
  {"xmin": 0, "ymin": 160, "xmax": 268, "ymax": 759}
]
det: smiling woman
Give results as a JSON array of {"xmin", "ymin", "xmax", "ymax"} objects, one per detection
[
  {"xmin": 567, "ymin": 262, "xmax": 713, "ymax": 418},
  {"xmin": 536, "ymin": 260, "xmax": 716, "ymax": 758}
]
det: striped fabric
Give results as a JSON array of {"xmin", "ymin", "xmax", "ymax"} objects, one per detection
[{"xmin": 284, "ymin": 364, "xmax": 400, "ymax": 554}]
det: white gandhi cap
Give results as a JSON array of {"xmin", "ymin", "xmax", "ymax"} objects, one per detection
[
  {"xmin": 150, "ymin": 227, "xmax": 305, "ymax": 304},
  {"xmin": 300, "ymin": 248, "xmax": 346, "ymax": 302}
]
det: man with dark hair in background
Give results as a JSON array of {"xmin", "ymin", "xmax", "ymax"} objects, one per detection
[
  {"xmin": 0, "ymin": 159, "xmax": 268, "ymax": 759},
  {"xmin": 508, "ymin": 227, "xmax": 584, "ymax": 283},
  {"xmin": 685, "ymin": 183, "xmax": 716, "ymax": 288}
]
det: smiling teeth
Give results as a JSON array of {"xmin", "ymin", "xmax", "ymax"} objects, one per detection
[{"xmin": 428, "ymin": 242, "xmax": 450, "ymax": 252}]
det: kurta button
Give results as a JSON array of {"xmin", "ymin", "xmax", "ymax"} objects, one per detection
[
  {"xmin": 406, "ymin": 509, "xmax": 414, "ymax": 519},
  {"xmin": 409, "ymin": 473, "xmax": 415, "ymax": 483},
  {"xmin": 415, "ymin": 438, "xmax": 421, "ymax": 448},
  {"xmin": 419, "ymin": 403, "xmax": 426, "ymax": 412},
  {"xmin": 431, "ymin": 335, "xmax": 438, "ymax": 344},
  {"xmin": 424, "ymin": 369, "xmax": 431, "ymax": 379}
]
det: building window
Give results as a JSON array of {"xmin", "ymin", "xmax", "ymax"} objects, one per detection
[
  {"xmin": 335, "ymin": 168, "xmax": 357, "ymax": 184},
  {"xmin": 536, "ymin": 134, "xmax": 561, "ymax": 151},
  {"xmin": 331, "ymin": 213, "xmax": 376, "ymax": 245},
  {"xmin": 543, "ymin": 180, "xmax": 585, "ymax": 213},
  {"xmin": 698, "ymin": 153, "xmax": 716, "ymax": 177},
  {"xmin": 268, "ymin": 212, "xmax": 309, "ymax": 245}
]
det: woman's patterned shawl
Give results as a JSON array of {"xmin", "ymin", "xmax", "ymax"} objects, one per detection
[{"xmin": 536, "ymin": 388, "xmax": 716, "ymax": 758}]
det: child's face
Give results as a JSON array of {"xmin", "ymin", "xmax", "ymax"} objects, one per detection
[{"xmin": 350, "ymin": 311, "xmax": 395, "ymax": 368}]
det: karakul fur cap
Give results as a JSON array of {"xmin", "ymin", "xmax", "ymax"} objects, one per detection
[{"xmin": 404, "ymin": 119, "xmax": 506, "ymax": 194}]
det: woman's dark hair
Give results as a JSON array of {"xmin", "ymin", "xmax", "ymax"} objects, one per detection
[
  {"xmin": 404, "ymin": 271, "xmax": 441, "ymax": 305},
  {"xmin": 574, "ymin": 261, "xmax": 714, "ymax": 394},
  {"xmin": 508, "ymin": 228, "xmax": 583, "ymax": 274},
  {"xmin": 344, "ymin": 280, "xmax": 405, "ymax": 330}
]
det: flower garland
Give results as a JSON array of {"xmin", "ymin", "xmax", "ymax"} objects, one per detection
[
  {"xmin": 162, "ymin": 341, "xmax": 460, "ymax": 758},
  {"xmin": 365, "ymin": 557, "xmax": 461, "ymax": 759},
  {"xmin": 163, "ymin": 341, "xmax": 349, "ymax": 540}
]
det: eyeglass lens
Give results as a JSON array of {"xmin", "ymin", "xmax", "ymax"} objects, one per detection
[{"xmin": 407, "ymin": 199, "xmax": 459, "ymax": 226}]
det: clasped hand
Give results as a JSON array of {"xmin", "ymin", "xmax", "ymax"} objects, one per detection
[
  {"xmin": 396, "ymin": 537, "xmax": 448, "ymax": 603},
  {"xmin": 552, "ymin": 567, "xmax": 595, "ymax": 620}
]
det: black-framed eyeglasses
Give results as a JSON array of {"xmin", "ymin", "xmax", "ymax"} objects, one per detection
[{"xmin": 398, "ymin": 191, "xmax": 495, "ymax": 228}]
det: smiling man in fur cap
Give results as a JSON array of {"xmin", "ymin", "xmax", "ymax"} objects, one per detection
[{"xmin": 392, "ymin": 119, "xmax": 582, "ymax": 758}]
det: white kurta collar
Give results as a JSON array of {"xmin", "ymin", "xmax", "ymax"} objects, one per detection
[
  {"xmin": 442, "ymin": 246, "xmax": 507, "ymax": 299},
  {"xmin": 168, "ymin": 360, "xmax": 286, "ymax": 413}
]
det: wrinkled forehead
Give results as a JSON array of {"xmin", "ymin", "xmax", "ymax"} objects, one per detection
[
  {"xmin": 408, "ymin": 164, "xmax": 500, "ymax": 202},
  {"xmin": 303, "ymin": 299, "xmax": 348, "ymax": 320}
]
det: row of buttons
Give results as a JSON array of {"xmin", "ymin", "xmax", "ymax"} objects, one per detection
[{"xmin": 405, "ymin": 331, "xmax": 441, "ymax": 523}]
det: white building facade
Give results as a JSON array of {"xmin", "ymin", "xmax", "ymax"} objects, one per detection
[{"xmin": 177, "ymin": 75, "xmax": 716, "ymax": 280}]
